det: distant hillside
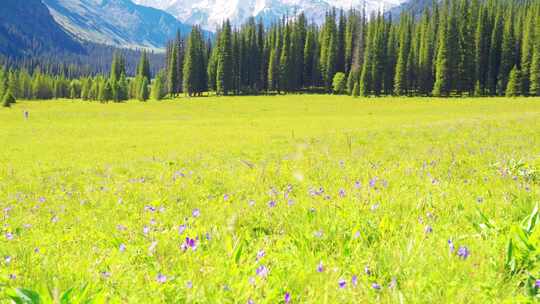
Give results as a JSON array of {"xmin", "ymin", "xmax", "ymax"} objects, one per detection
[
  {"xmin": 0, "ymin": 0, "xmax": 84, "ymax": 57},
  {"xmin": 42, "ymin": 0, "xmax": 203, "ymax": 50}
]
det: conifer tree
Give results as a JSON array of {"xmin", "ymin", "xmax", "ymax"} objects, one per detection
[
  {"xmin": 433, "ymin": 11, "xmax": 451, "ymax": 97},
  {"xmin": 394, "ymin": 15, "xmax": 411, "ymax": 95},
  {"xmin": 138, "ymin": 77, "xmax": 149, "ymax": 101},
  {"xmin": 505, "ymin": 66, "xmax": 520, "ymax": 97},
  {"xmin": 217, "ymin": 20, "xmax": 233, "ymax": 95},
  {"xmin": 151, "ymin": 70, "xmax": 165, "ymax": 100}
]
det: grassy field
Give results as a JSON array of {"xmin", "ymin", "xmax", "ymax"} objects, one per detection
[{"xmin": 1, "ymin": 95, "xmax": 540, "ymax": 303}]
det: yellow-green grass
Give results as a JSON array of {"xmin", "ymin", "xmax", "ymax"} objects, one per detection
[{"xmin": 0, "ymin": 96, "xmax": 539, "ymax": 303}]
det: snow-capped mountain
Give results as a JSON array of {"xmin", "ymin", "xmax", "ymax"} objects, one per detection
[{"xmin": 133, "ymin": 0, "xmax": 405, "ymax": 31}]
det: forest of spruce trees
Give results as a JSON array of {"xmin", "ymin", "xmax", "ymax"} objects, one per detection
[{"xmin": 1, "ymin": 0, "xmax": 540, "ymax": 106}]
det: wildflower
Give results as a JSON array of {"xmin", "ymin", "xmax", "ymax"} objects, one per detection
[
  {"xmin": 369, "ymin": 178, "xmax": 377, "ymax": 188},
  {"xmin": 223, "ymin": 194, "xmax": 230, "ymax": 201},
  {"xmin": 338, "ymin": 278, "xmax": 347, "ymax": 288},
  {"xmin": 448, "ymin": 239, "xmax": 455, "ymax": 253},
  {"xmin": 186, "ymin": 281, "xmax": 193, "ymax": 289},
  {"xmin": 268, "ymin": 201, "xmax": 276, "ymax": 208},
  {"xmin": 248, "ymin": 299, "xmax": 255, "ymax": 304},
  {"xmin": 5, "ymin": 232, "xmax": 13, "ymax": 240},
  {"xmin": 9, "ymin": 274, "xmax": 16, "ymax": 280},
  {"xmin": 117, "ymin": 224, "xmax": 127, "ymax": 231},
  {"xmin": 256, "ymin": 265, "xmax": 269, "ymax": 278},
  {"xmin": 256, "ymin": 250, "xmax": 265, "ymax": 261},
  {"xmin": 457, "ymin": 246, "xmax": 470, "ymax": 260},
  {"xmin": 353, "ymin": 231, "xmax": 361, "ymax": 239},
  {"xmin": 535, "ymin": 279, "xmax": 540, "ymax": 288},
  {"xmin": 148, "ymin": 241, "xmax": 158, "ymax": 253},
  {"xmin": 372, "ymin": 283, "xmax": 381, "ymax": 290},
  {"xmin": 317, "ymin": 261, "xmax": 324, "ymax": 273},
  {"xmin": 314, "ymin": 230, "xmax": 324, "ymax": 238},
  {"xmin": 354, "ymin": 181, "xmax": 362, "ymax": 189},
  {"xmin": 192, "ymin": 208, "xmax": 200, "ymax": 218},
  {"xmin": 143, "ymin": 226, "xmax": 150, "ymax": 235},
  {"xmin": 338, "ymin": 189, "xmax": 346, "ymax": 198},
  {"xmin": 181, "ymin": 237, "xmax": 197, "ymax": 251},
  {"xmin": 284, "ymin": 292, "xmax": 291, "ymax": 303},
  {"xmin": 364, "ymin": 265, "xmax": 371, "ymax": 275},
  {"xmin": 119, "ymin": 243, "xmax": 126, "ymax": 252},
  {"xmin": 248, "ymin": 276, "xmax": 256, "ymax": 285},
  {"xmin": 101, "ymin": 271, "xmax": 111, "ymax": 279},
  {"xmin": 5, "ymin": 256, "xmax": 11, "ymax": 265},
  {"xmin": 371, "ymin": 203, "xmax": 380, "ymax": 211},
  {"xmin": 51, "ymin": 216, "xmax": 59, "ymax": 223},
  {"xmin": 144, "ymin": 205, "xmax": 156, "ymax": 212},
  {"xmin": 156, "ymin": 273, "xmax": 167, "ymax": 283},
  {"xmin": 389, "ymin": 277, "xmax": 397, "ymax": 289},
  {"xmin": 38, "ymin": 197, "xmax": 46, "ymax": 203},
  {"xmin": 424, "ymin": 225, "xmax": 433, "ymax": 234},
  {"xmin": 178, "ymin": 224, "xmax": 186, "ymax": 235}
]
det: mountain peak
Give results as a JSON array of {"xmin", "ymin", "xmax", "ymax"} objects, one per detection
[{"xmin": 133, "ymin": 0, "xmax": 405, "ymax": 31}]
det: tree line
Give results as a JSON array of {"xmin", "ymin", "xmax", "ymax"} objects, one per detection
[{"xmin": 1, "ymin": 0, "xmax": 540, "ymax": 104}]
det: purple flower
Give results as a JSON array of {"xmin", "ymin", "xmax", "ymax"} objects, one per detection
[
  {"xmin": 256, "ymin": 265, "xmax": 269, "ymax": 278},
  {"xmin": 192, "ymin": 209, "xmax": 200, "ymax": 218},
  {"xmin": 448, "ymin": 239, "xmax": 455, "ymax": 253},
  {"xmin": 181, "ymin": 237, "xmax": 197, "ymax": 251},
  {"xmin": 338, "ymin": 278, "xmax": 347, "ymax": 289},
  {"xmin": 317, "ymin": 261, "xmax": 324, "ymax": 273},
  {"xmin": 535, "ymin": 279, "xmax": 540, "ymax": 288},
  {"xmin": 38, "ymin": 197, "xmax": 46, "ymax": 203},
  {"xmin": 457, "ymin": 246, "xmax": 470, "ymax": 260},
  {"xmin": 178, "ymin": 224, "xmax": 186, "ymax": 235},
  {"xmin": 351, "ymin": 275, "xmax": 358, "ymax": 286},
  {"xmin": 424, "ymin": 225, "xmax": 433, "ymax": 234},
  {"xmin": 9, "ymin": 274, "xmax": 16, "ymax": 280},
  {"xmin": 101, "ymin": 271, "xmax": 111, "ymax": 279},
  {"xmin": 354, "ymin": 181, "xmax": 362, "ymax": 189},
  {"xmin": 223, "ymin": 194, "xmax": 230, "ymax": 201},
  {"xmin": 247, "ymin": 299, "xmax": 255, "ymax": 304},
  {"xmin": 156, "ymin": 273, "xmax": 167, "ymax": 283},
  {"xmin": 268, "ymin": 201, "xmax": 276, "ymax": 208},
  {"xmin": 117, "ymin": 224, "xmax": 127, "ymax": 231},
  {"xmin": 314, "ymin": 230, "xmax": 323, "ymax": 238},
  {"xmin": 284, "ymin": 292, "xmax": 291, "ymax": 303},
  {"xmin": 186, "ymin": 281, "xmax": 193, "ymax": 289},
  {"xmin": 369, "ymin": 178, "xmax": 377, "ymax": 188},
  {"xmin": 256, "ymin": 250, "xmax": 265, "ymax": 261},
  {"xmin": 372, "ymin": 283, "xmax": 381, "ymax": 290},
  {"xmin": 5, "ymin": 256, "xmax": 11, "ymax": 265},
  {"xmin": 144, "ymin": 205, "xmax": 156, "ymax": 212},
  {"xmin": 5, "ymin": 232, "xmax": 13, "ymax": 240},
  {"xmin": 119, "ymin": 243, "xmax": 126, "ymax": 252},
  {"xmin": 364, "ymin": 265, "xmax": 371, "ymax": 275},
  {"xmin": 338, "ymin": 189, "xmax": 346, "ymax": 198},
  {"xmin": 143, "ymin": 226, "xmax": 150, "ymax": 235}
]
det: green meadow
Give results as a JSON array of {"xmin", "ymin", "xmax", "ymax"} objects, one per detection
[{"xmin": 1, "ymin": 96, "xmax": 540, "ymax": 303}]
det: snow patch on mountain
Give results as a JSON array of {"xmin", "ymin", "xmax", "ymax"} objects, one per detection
[{"xmin": 134, "ymin": 0, "xmax": 405, "ymax": 31}]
